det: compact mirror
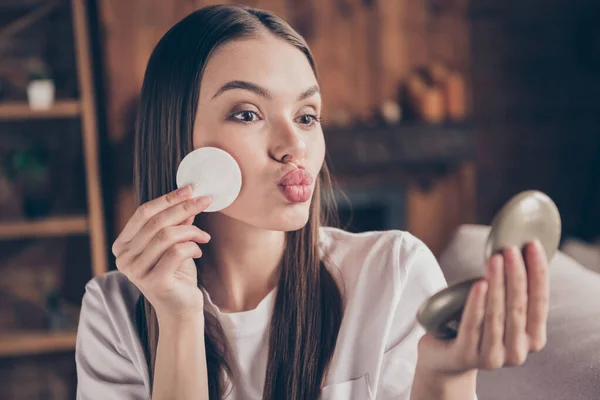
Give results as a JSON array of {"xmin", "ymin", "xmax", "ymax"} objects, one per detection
[{"xmin": 416, "ymin": 190, "xmax": 561, "ymax": 339}]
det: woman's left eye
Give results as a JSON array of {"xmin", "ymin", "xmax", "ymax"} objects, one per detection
[
  {"xmin": 296, "ymin": 114, "xmax": 321, "ymax": 127},
  {"xmin": 231, "ymin": 110, "xmax": 260, "ymax": 123}
]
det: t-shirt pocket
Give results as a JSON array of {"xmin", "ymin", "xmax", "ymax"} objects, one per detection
[{"xmin": 320, "ymin": 374, "xmax": 373, "ymax": 400}]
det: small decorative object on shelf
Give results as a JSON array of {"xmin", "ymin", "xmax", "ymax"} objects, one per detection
[
  {"xmin": 427, "ymin": 61, "xmax": 467, "ymax": 121},
  {"xmin": 1, "ymin": 145, "xmax": 53, "ymax": 219},
  {"xmin": 26, "ymin": 58, "xmax": 55, "ymax": 110},
  {"xmin": 406, "ymin": 72, "xmax": 445, "ymax": 124},
  {"xmin": 403, "ymin": 61, "xmax": 468, "ymax": 124},
  {"xmin": 379, "ymin": 100, "xmax": 403, "ymax": 125}
]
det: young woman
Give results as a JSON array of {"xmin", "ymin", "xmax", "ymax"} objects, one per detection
[{"xmin": 75, "ymin": 5, "xmax": 549, "ymax": 400}]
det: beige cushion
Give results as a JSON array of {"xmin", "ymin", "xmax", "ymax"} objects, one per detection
[
  {"xmin": 561, "ymin": 238, "xmax": 600, "ymax": 275},
  {"xmin": 438, "ymin": 224, "xmax": 600, "ymax": 400}
]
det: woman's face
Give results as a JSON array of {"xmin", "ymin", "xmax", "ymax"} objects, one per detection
[{"xmin": 193, "ymin": 34, "xmax": 325, "ymax": 231}]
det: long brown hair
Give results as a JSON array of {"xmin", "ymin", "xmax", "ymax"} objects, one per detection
[{"xmin": 133, "ymin": 4, "xmax": 343, "ymax": 400}]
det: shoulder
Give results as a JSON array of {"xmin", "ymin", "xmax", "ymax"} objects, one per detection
[
  {"xmin": 79, "ymin": 271, "xmax": 143, "ymax": 353},
  {"xmin": 84, "ymin": 270, "xmax": 142, "ymax": 315},
  {"xmin": 319, "ymin": 226, "xmax": 427, "ymax": 261},
  {"xmin": 76, "ymin": 272, "xmax": 151, "ymax": 397},
  {"xmin": 318, "ymin": 226, "xmax": 445, "ymax": 296}
]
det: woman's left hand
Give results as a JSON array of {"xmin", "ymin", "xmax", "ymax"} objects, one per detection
[{"xmin": 416, "ymin": 240, "xmax": 550, "ymax": 377}]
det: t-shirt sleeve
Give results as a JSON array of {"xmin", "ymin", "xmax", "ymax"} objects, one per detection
[
  {"xmin": 75, "ymin": 278, "xmax": 148, "ymax": 399},
  {"xmin": 376, "ymin": 236, "xmax": 478, "ymax": 400}
]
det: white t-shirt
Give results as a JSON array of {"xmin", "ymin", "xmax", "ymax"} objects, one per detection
[{"xmin": 75, "ymin": 227, "xmax": 477, "ymax": 399}]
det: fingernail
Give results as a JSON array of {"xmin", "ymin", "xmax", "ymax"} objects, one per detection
[
  {"xmin": 488, "ymin": 254, "xmax": 502, "ymax": 274},
  {"xmin": 177, "ymin": 185, "xmax": 191, "ymax": 196},
  {"xmin": 195, "ymin": 196, "xmax": 211, "ymax": 205},
  {"xmin": 479, "ymin": 280, "xmax": 488, "ymax": 295},
  {"xmin": 490, "ymin": 253, "xmax": 502, "ymax": 265}
]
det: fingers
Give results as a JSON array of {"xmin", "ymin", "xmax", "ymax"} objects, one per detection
[
  {"xmin": 132, "ymin": 225, "xmax": 210, "ymax": 276},
  {"xmin": 121, "ymin": 196, "xmax": 211, "ymax": 258},
  {"xmin": 180, "ymin": 215, "xmax": 196, "ymax": 226},
  {"xmin": 115, "ymin": 185, "xmax": 194, "ymax": 249},
  {"xmin": 438, "ymin": 242, "xmax": 550, "ymax": 374},
  {"xmin": 480, "ymin": 254, "xmax": 506, "ymax": 369},
  {"xmin": 455, "ymin": 279, "xmax": 488, "ymax": 367},
  {"xmin": 525, "ymin": 240, "xmax": 549, "ymax": 352},
  {"xmin": 145, "ymin": 242, "xmax": 202, "ymax": 284},
  {"xmin": 504, "ymin": 247, "xmax": 529, "ymax": 366}
]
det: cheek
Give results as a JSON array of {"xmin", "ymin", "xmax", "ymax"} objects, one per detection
[
  {"xmin": 311, "ymin": 131, "xmax": 326, "ymax": 168},
  {"xmin": 193, "ymin": 120, "xmax": 261, "ymax": 164},
  {"xmin": 220, "ymin": 139, "xmax": 267, "ymax": 192}
]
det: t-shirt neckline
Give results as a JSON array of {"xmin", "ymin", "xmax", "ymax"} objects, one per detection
[{"xmin": 201, "ymin": 286, "xmax": 278, "ymax": 337}]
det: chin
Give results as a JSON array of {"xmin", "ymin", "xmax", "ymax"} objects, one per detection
[
  {"xmin": 223, "ymin": 194, "xmax": 315, "ymax": 231},
  {"xmin": 270, "ymin": 205, "xmax": 312, "ymax": 232},
  {"xmin": 240, "ymin": 199, "xmax": 309, "ymax": 231}
]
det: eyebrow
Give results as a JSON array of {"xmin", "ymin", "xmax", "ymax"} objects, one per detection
[{"xmin": 211, "ymin": 80, "xmax": 320, "ymax": 102}]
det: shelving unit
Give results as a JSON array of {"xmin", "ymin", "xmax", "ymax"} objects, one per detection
[
  {"xmin": 0, "ymin": 0, "xmax": 108, "ymax": 359},
  {"xmin": 0, "ymin": 215, "xmax": 88, "ymax": 239},
  {"xmin": 0, "ymin": 100, "xmax": 80, "ymax": 120},
  {"xmin": 0, "ymin": 331, "xmax": 77, "ymax": 357}
]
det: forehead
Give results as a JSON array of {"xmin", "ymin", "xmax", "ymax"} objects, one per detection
[{"xmin": 199, "ymin": 34, "xmax": 318, "ymax": 99}]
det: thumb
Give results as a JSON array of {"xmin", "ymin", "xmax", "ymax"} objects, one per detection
[
  {"xmin": 417, "ymin": 333, "xmax": 456, "ymax": 373},
  {"xmin": 419, "ymin": 332, "xmax": 454, "ymax": 355}
]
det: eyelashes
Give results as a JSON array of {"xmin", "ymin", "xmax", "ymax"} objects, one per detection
[
  {"xmin": 229, "ymin": 110, "xmax": 323, "ymax": 128},
  {"xmin": 229, "ymin": 110, "xmax": 260, "ymax": 123},
  {"xmin": 295, "ymin": 113, "xmax": 322, "ymax": 127}
]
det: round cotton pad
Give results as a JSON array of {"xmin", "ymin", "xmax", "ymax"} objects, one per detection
[
  {"xmin": 176, "ymin": 147, "xmax": 242, "ymax": 212},
  {"xmin": 417, "ymin": 190, "xmax": 561, "ymax": 339}
]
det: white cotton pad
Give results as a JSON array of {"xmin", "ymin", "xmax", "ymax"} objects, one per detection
[{"xmin": 176, "ymin": 147, "xmax": 242, "ymax": 212}]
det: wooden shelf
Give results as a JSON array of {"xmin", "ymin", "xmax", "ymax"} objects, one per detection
[
  {"xmin": 0, "ymin": 215, "xmax": 88, "ymax": 239},
  {"xmin": 0, "ymin": 331, "xmax": 77, "ymax": 357},
  {"xmin": 0, "ymin": 0, "xmax": 55, "ymax": 10},
  {"xmin": 325, "ymin": 122, "xmax": 475, "ymax": 175},
  {"xmin": 0, "ymin": 100, "xmax": 80, "ymax": 121}
]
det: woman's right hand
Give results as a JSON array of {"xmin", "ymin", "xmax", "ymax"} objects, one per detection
[{"xmin": 111, "ymin": 185, "xmax": 212, "ymax": 321}]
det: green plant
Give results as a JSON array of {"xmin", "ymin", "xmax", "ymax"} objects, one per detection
[
  {"xmin": 2, "ymin": 146, "xmax": 49, "ymax": 192},
  {"xmin": 26, "ymin": 58, "xmax": 53, "ymax": 82},
  {"xmin": 2, "ymin": 146, "xmax": 53, "ymax": 218}
]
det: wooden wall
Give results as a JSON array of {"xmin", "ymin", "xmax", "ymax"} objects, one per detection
[
  {"xmin": 96, "ymin": 0, "xmax": 473, "ymax": 254},
  {"xmin": 470, "ymin": 0, "xmax": 600, "ymax": 240}
]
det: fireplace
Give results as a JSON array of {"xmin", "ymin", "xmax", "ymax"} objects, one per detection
[
  {"xmin": 329, "ymin": 184, "xmax": 405, "ymax": 233},
  {"xmin": 323, "ymin": 122, "xmax": 476, "ymax": 253}
]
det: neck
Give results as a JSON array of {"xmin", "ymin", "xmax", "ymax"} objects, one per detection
[{"xmin": 197, "ymin": 212, "xmax": 285, "ymax": 313}]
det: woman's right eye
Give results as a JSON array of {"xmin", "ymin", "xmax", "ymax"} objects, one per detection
[{"xmin": 230, "ymin": 110, "xmax": 260, "ymax": 123}]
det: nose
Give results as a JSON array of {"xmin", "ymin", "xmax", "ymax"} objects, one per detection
[{"xmin": 270, "ymin": 120, "xmax": 307, "ymax": 164}]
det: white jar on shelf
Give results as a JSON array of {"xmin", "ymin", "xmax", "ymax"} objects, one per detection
[{"xmin": 26, "ymin": 79, "xmax": 55, "ymax": 110}]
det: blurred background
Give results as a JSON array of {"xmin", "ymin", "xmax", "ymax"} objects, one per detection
[{"xmin": 0, "ymin": 0, "xmax": 599, "ymax": 398}]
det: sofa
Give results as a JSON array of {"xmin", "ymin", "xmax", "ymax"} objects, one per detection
[{"xmin": 437, "ymin": 225, "xmax": 600, "ymax": 400}]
